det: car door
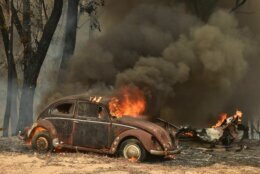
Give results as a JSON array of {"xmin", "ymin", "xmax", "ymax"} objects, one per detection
[
  {"xmin": 47, "ymin": 100, "xmax": 76, "ymax": 145},
  {"xmin": 73, "ymin": 101, "xmax": 111, "ymax": 149}
]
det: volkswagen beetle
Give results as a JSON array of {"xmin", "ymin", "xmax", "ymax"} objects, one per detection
[{"xmin": 18, "ymin": 95, "xmax": 180, "ymax": 162}]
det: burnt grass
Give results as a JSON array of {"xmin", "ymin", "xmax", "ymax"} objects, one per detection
[
  {"xmin": 168, "ymin": 140, "xmax": 260, "ymax": 167},
  {"xmin": 0, "ymin": 137, "xmax": 259, "ymax": 168}
]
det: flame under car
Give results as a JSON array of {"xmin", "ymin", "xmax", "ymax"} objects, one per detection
[{"xmin": 18, "ymin": 95, "xmax": 180, "ymax": 162}]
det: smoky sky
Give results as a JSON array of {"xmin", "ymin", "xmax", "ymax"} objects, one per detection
[{"xmin": 56, "ymin": 1, "xmax": 260, "ymax": 126}]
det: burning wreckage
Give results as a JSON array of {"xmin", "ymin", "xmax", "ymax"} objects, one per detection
[
  {"xmin": 173, "ymin": 110, "xmax": 247, "ymax": 147},
  {"xmin": 197, "ymin": 111, "xmax": 245, "ymax": 145},
  {"xmin": 18, "ymin": 87, "xmax": 248, "ymax": 162}
]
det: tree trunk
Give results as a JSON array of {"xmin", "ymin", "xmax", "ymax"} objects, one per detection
[
  {"xmin": 36, "ymin": 0, "xmax": 44, "ymax": 30},
  {"xmin": 0, "ymin": 1, "xmax": 18, "ymax": 137},
  {"xmin": 58, "ymin": 0, "xmax": 79, "ymax": 82},
  {"xmin": 22, "ymin": 0, "xmax": 32, "ymax": 76},
  {"xmin": 16, "ymin": 82, "xmax": 35, "ymax": 132},
  {"xmin": 3, "ymin": 72, "xmax": 18, "ymax": 136},
  {"xmin": 16, "ymin": 0, "xmax": 63, "ymax": 133},
  {"xmin": 8, "ymin": 0, "xmax": 18, "ymax": 136},
  {"xmin": 15, "ymin": 0, "xmax": 32, "ymax": 133},
  {"xmin": 10, "ymin": 79, "xmax": 18, "ymax": 135},
  {"xmin": 3, "ymin": 13, "xmax": 17, "ymax": 137},
  {"xmin": 0, "ymin": 5, "xmax": 9, "ymax": 56}
]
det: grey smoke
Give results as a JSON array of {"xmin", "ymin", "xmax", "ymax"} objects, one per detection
[{"xmin": 49, "ymin": 2, "xmax": 260, "ymax": 126}]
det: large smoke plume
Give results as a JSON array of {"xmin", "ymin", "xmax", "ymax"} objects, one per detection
[{"xmin": 48, "ymin": 1, "xmax": 260, "ymax": 126}]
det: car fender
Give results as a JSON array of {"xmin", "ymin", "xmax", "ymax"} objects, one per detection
[
  {"xmin": 110, "ymin": 129, "xmax": 161, "ymax": 154},
  {"xmin": 28, "ymin": 119, "xmax": 58, "ymax": 140}
]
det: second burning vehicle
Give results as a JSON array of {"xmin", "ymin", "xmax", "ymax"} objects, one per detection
[{"xmin": 19, "ymin": 95, "xmax": 180, "ymax": 162}]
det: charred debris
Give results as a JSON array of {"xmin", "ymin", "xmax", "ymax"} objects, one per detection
[{"xmin": 155, "ymin": 110, "xmax": 249, "ymax": 150}]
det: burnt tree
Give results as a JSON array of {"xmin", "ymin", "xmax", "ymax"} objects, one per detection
[
  {"xmin": 0, "ymin": 1, "xmax": 18, "ymax": 136},
  {"xmin": 58, "ymin": 0, "xmax": 104, "ymax": 82},
  {"xmin": 15, "ymin": 0, "xmax": 63, "ymax": 133},
  {"xmin": 58, "ymin": 0, "xmax": 80, "ymax": 82}
]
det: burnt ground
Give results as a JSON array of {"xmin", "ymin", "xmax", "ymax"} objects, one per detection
[{"xmin": 0, "ymin": 137, "xmax": 259, "ymax": 174}]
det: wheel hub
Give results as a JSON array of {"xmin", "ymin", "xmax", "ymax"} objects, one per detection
[
  {"xmin": 36, "ymin": 137, "xmax": 48, "ymax": 151},
  {"xmin": 123, "ymin": 144, "xmax": 141, "ymax": 161}
]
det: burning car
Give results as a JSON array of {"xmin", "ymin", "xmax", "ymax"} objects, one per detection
[{"xmin": 18, "ymin": 94, "xmax": 180, "ymax": 162}]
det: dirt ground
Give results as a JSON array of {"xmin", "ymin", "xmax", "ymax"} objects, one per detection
[{"xmin": 0, "ymin": 137, "xmax": 259, "ymax": 174}]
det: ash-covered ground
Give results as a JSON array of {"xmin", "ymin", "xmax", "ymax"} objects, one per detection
[{"xmin": 0, "ymin": 137, "xmax": 259, "ymax": 174}]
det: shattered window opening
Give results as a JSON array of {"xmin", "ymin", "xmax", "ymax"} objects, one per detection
[
  {"xmin": 51, "ymin": 103, "xmax": 75, "ymax": 116},
  {"xmin": 77, "ymin": 102, "xmax": 109, "ymax": 120}
]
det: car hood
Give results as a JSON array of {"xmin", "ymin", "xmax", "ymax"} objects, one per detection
[{"xmin": 117, "ymin": 117, "xmax": 173, "ymax": 150}]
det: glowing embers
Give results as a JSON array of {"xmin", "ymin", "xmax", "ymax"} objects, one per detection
[
  {"xmin": 184, "ymin": 131, "xmax": 194, "ymax": 137},
  {"xmin": 109, "ymin": 86, "xmax": 146, "ymax": 118}
]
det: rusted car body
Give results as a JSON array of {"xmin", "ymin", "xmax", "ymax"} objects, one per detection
[{"xmin": 19, "ymin": 95, "xmax": 180, "ymax": 161}]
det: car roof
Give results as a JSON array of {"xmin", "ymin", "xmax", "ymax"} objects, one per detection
[
  {"xmin": 38, "ymin": 94, "xmax": 112, "ymax": 119},
  {"xmin": 53, "ymin": 94, "xmax": 111, "ymax": 105}
]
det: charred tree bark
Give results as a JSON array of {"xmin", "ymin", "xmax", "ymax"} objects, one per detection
[
  {"xmin": 16, "ymin": 0, "xmax": 33, "ymax": 133},
  {"xmin": 41, "ymin": 0, "xmax": 49, "ymax": 20},
  {"xmin": 11, "ymin": 2, "xmax": 25, "ymax": 46},
  {"xmin": 7, "ymin": 2, "xmax": 18, "ymax": 136},
  {"xmin": 9, "ymin": 80, "xmax": 18, "ymax": 135},
  {"xmin": 16, "ymin": 0, "xmax": 63, "ymax": 133},
  {"xmin": 36, "ymin": 0, "xmax": 44, "ymax": 30},
  {"xmin": 0, "ymin": 2, "xmax": 18, "ymax": 136},
  {"xmin": 58, "ymin": 0, "xmax": 80, "ymax": 82},
  {"xmin": 0, "ymin": 5, "xmax": 9, "ymax": 56}
]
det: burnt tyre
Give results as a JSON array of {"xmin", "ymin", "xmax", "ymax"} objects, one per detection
[
  {"xmin": 119, "ymin": 139, "xmax": 147, "ymax": 162},
  {"xmin": 31, "ymin": 131, "xmax": 54, "ymax": 153}
]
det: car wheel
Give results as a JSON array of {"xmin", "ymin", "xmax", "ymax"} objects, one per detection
[
  {"xmin": 119, "ymin": 139, "xmax": 147, "ymax": 162},
  {"xmin": 31, "ymin": 131, "xmax": 54, "ymax": 153}
]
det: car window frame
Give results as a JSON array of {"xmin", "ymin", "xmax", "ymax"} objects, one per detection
[
  {"xmin": 49, "ymin": 100, "xmax": 76, "ymax": 118},
  {"xmin": 76, "ymin": 100, "xmax": 110, "ymax": 121}
]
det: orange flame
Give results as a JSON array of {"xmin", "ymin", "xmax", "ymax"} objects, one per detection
[
  {"xmin": 212, "ymin": 110, "xmax": 243, "ymax": 128},
  {"xmin": 212, "ymin": 113, "xmax": 228, "ymax": 128},
  {"xmin": 184, "ymin": 132, "xmax": 194, "ymax": 137},
  {"xmin": 109, "ymin": 86, "xmax": 146, "ymax": 118},
  {"xmin": 234, "ymin": 110, "xmax": 243, "ymax": 121}
]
